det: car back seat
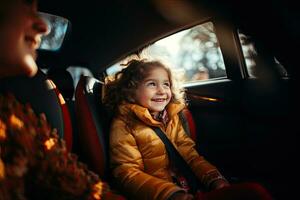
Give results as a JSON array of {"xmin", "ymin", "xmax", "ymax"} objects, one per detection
[
  {"xmin": 74, "ymin": 75, "xmax": 198, "ymax": 179},
  {"xmin": 0, "ymin": 69, "xmax": 73, "ymax": 151},
  {"xmin": 179, "ymin": 107, "xmax": 197, "ymax": 142},
  {"xmin": 74, "ymin": 76, "xmax": 275, "ymax": 199},
  {"xmin": 75, "ymin": 75, "xmax": 109, "ymax": 178}
]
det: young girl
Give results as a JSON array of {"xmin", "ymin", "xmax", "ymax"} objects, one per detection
[{"xmin": 104, "ymin": 59, "xmax": 230, "ymax": 200}]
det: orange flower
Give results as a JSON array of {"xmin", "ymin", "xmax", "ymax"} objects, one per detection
[
  {"xmin": 92, "ymin": 181, "xmax": 104, "ymax": 200},
  {"xmin": 9, "ymin": 114, "xmax": 24, "ymax": 130},
  {"xmin": 0, "ymin": 119, "xmax": 6, "ymax": 141},
  {"xmin": 0, "ymin": 159, "xmax": 5, "ymax": 180},
  {"xmin": 44, "ymin": 138, "xmax": 56, "ymax": 150}
]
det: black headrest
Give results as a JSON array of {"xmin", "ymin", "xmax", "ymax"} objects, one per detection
[
  {"xmin": 0, "ymin": 70, "xmax": 64, "ymax": 138},
  {"xmin": 47, "ymin": 68, "xmax": 74, "ymax": 100},
  {"xmin": 84, "ymin": 76, "xmax": 112, "ymax": 136}
]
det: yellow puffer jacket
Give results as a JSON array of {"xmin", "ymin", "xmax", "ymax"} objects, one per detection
[{"xmin": 110, "ymin": 102, "xmax": 219, "ymax": 200}]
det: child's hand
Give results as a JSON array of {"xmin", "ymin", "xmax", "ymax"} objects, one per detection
[
  {"xmin": 210, "ymin": 179, "xmax": 230, "ymax": 190},
  {"xmin": 170, "ymin": 192, "xmax": 194, "ymax": 200}
]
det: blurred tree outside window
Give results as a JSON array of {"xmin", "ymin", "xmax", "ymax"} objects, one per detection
[{"xmin": 106, "ymin": 22, "xmax": 226, "ymax": 83}]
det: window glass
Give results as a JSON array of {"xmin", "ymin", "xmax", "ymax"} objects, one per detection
[
  {"xmin": 38, "ymin": 12, "xmax": 69, "ymax": 51},
  {"xmin": 238, "ymin": 31, "xmax": 288, "ymax": 78},
  {"xmin": 106, "ymin": 22, "xmax": 226, "ymax": 83}
]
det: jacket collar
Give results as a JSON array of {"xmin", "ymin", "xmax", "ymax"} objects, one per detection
[{"xmin": 118, "ymin": 102, "xmax": 185, "ymax": 127}]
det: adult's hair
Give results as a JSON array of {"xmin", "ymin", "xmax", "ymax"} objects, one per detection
[{"xmin": 103, "ymin": 59, "xmax": 185, "ymax": 113}]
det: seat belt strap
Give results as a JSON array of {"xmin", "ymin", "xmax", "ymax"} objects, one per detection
[{"xmin": 151, "ymin": 126, "xmax": 202, "ymax": 194}]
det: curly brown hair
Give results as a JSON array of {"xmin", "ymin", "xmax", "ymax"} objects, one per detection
[{"xmin": 103, "ymin": 59, "xmax": 186, "ymax": 113}]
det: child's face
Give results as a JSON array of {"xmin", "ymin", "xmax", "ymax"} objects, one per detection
[
  {"xmin": 0, "ymin": 0, "xmax": 48, "ymax": 78},
  {"xmin": 135, "ymin": 67, "xmax": 172, "ymax": 115}
]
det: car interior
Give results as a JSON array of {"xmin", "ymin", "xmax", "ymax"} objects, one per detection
[{"xmin": 2, "ymin": 0, "xmax": 298, "ymax": 199}]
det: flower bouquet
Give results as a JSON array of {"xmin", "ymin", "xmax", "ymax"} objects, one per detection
[{"xmin": 0, "ymin": 94, "xmax": 124, "ymax": 200}]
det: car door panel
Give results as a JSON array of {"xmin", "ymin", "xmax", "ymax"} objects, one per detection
[
  {"xmin": 185, "ymin": 76, "xmax": 296, "ymax": 198},
  {"xmin": 185, "ymin": 79, "xmax": 245, "ymax": 180}
]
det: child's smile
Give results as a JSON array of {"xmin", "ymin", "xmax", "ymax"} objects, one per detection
[{"xmin": 151, "ymin": 97, "xmax": 168, "ymax": 102}]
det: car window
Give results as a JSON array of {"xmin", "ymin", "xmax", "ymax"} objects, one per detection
[
  {"xmin": 38, "ymin": 12, "xmax": 69, "ymax": 51},
  {"xmin": 238, "ymin": 31, "xmax": 288, "ymax": 78},
  {"xmin": 106, "ymin": 22, "xmax": 226, "ymax": 83}
]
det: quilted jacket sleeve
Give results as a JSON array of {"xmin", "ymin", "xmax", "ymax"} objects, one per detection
[
  {"xmin": 175, "ymin": 116, "xmax": 223, "ymax": 188},
  {"xmin": 110, "ymin": 119, "xmax": 183, "ymax": 200}
]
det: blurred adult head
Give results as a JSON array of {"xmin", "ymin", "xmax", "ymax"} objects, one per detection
[{"xmin": 0, "ymin": 0, "xmax": 48, "ymax": 78}]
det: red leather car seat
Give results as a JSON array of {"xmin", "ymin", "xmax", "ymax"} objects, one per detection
[
  {"xmin": 47, "ymin": 79, "xmax": 73, "ymax": 151},
  {"xmin": 46, "ymin": 68, "xmax": 75, "ymax": 151},
  {"xmin": 75, "ymin": 75, "xmax": 109, "ymax": 178},
  {"xmin": 180, "ymin": 107, "xmax": 197, "ymax": 142}
]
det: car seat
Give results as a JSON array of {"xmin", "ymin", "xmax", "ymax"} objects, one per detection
[
  {"xmin": 179, "ymin": 107, "xmax": 197, "ymax": 142},
  {"xmin": 46, "ymin": 67, "xmax": 77, "ymax": 151},
  {"xmin": 74, "ymin": 75, "xmax": 198, "ymax": 179},
  {"xmin": 74, "ymin": 75, "xmax": 111, "ymax": 178},
  {"xmin": 0, "ymin": 69, "xmax": 73, "ymax": 151}
]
